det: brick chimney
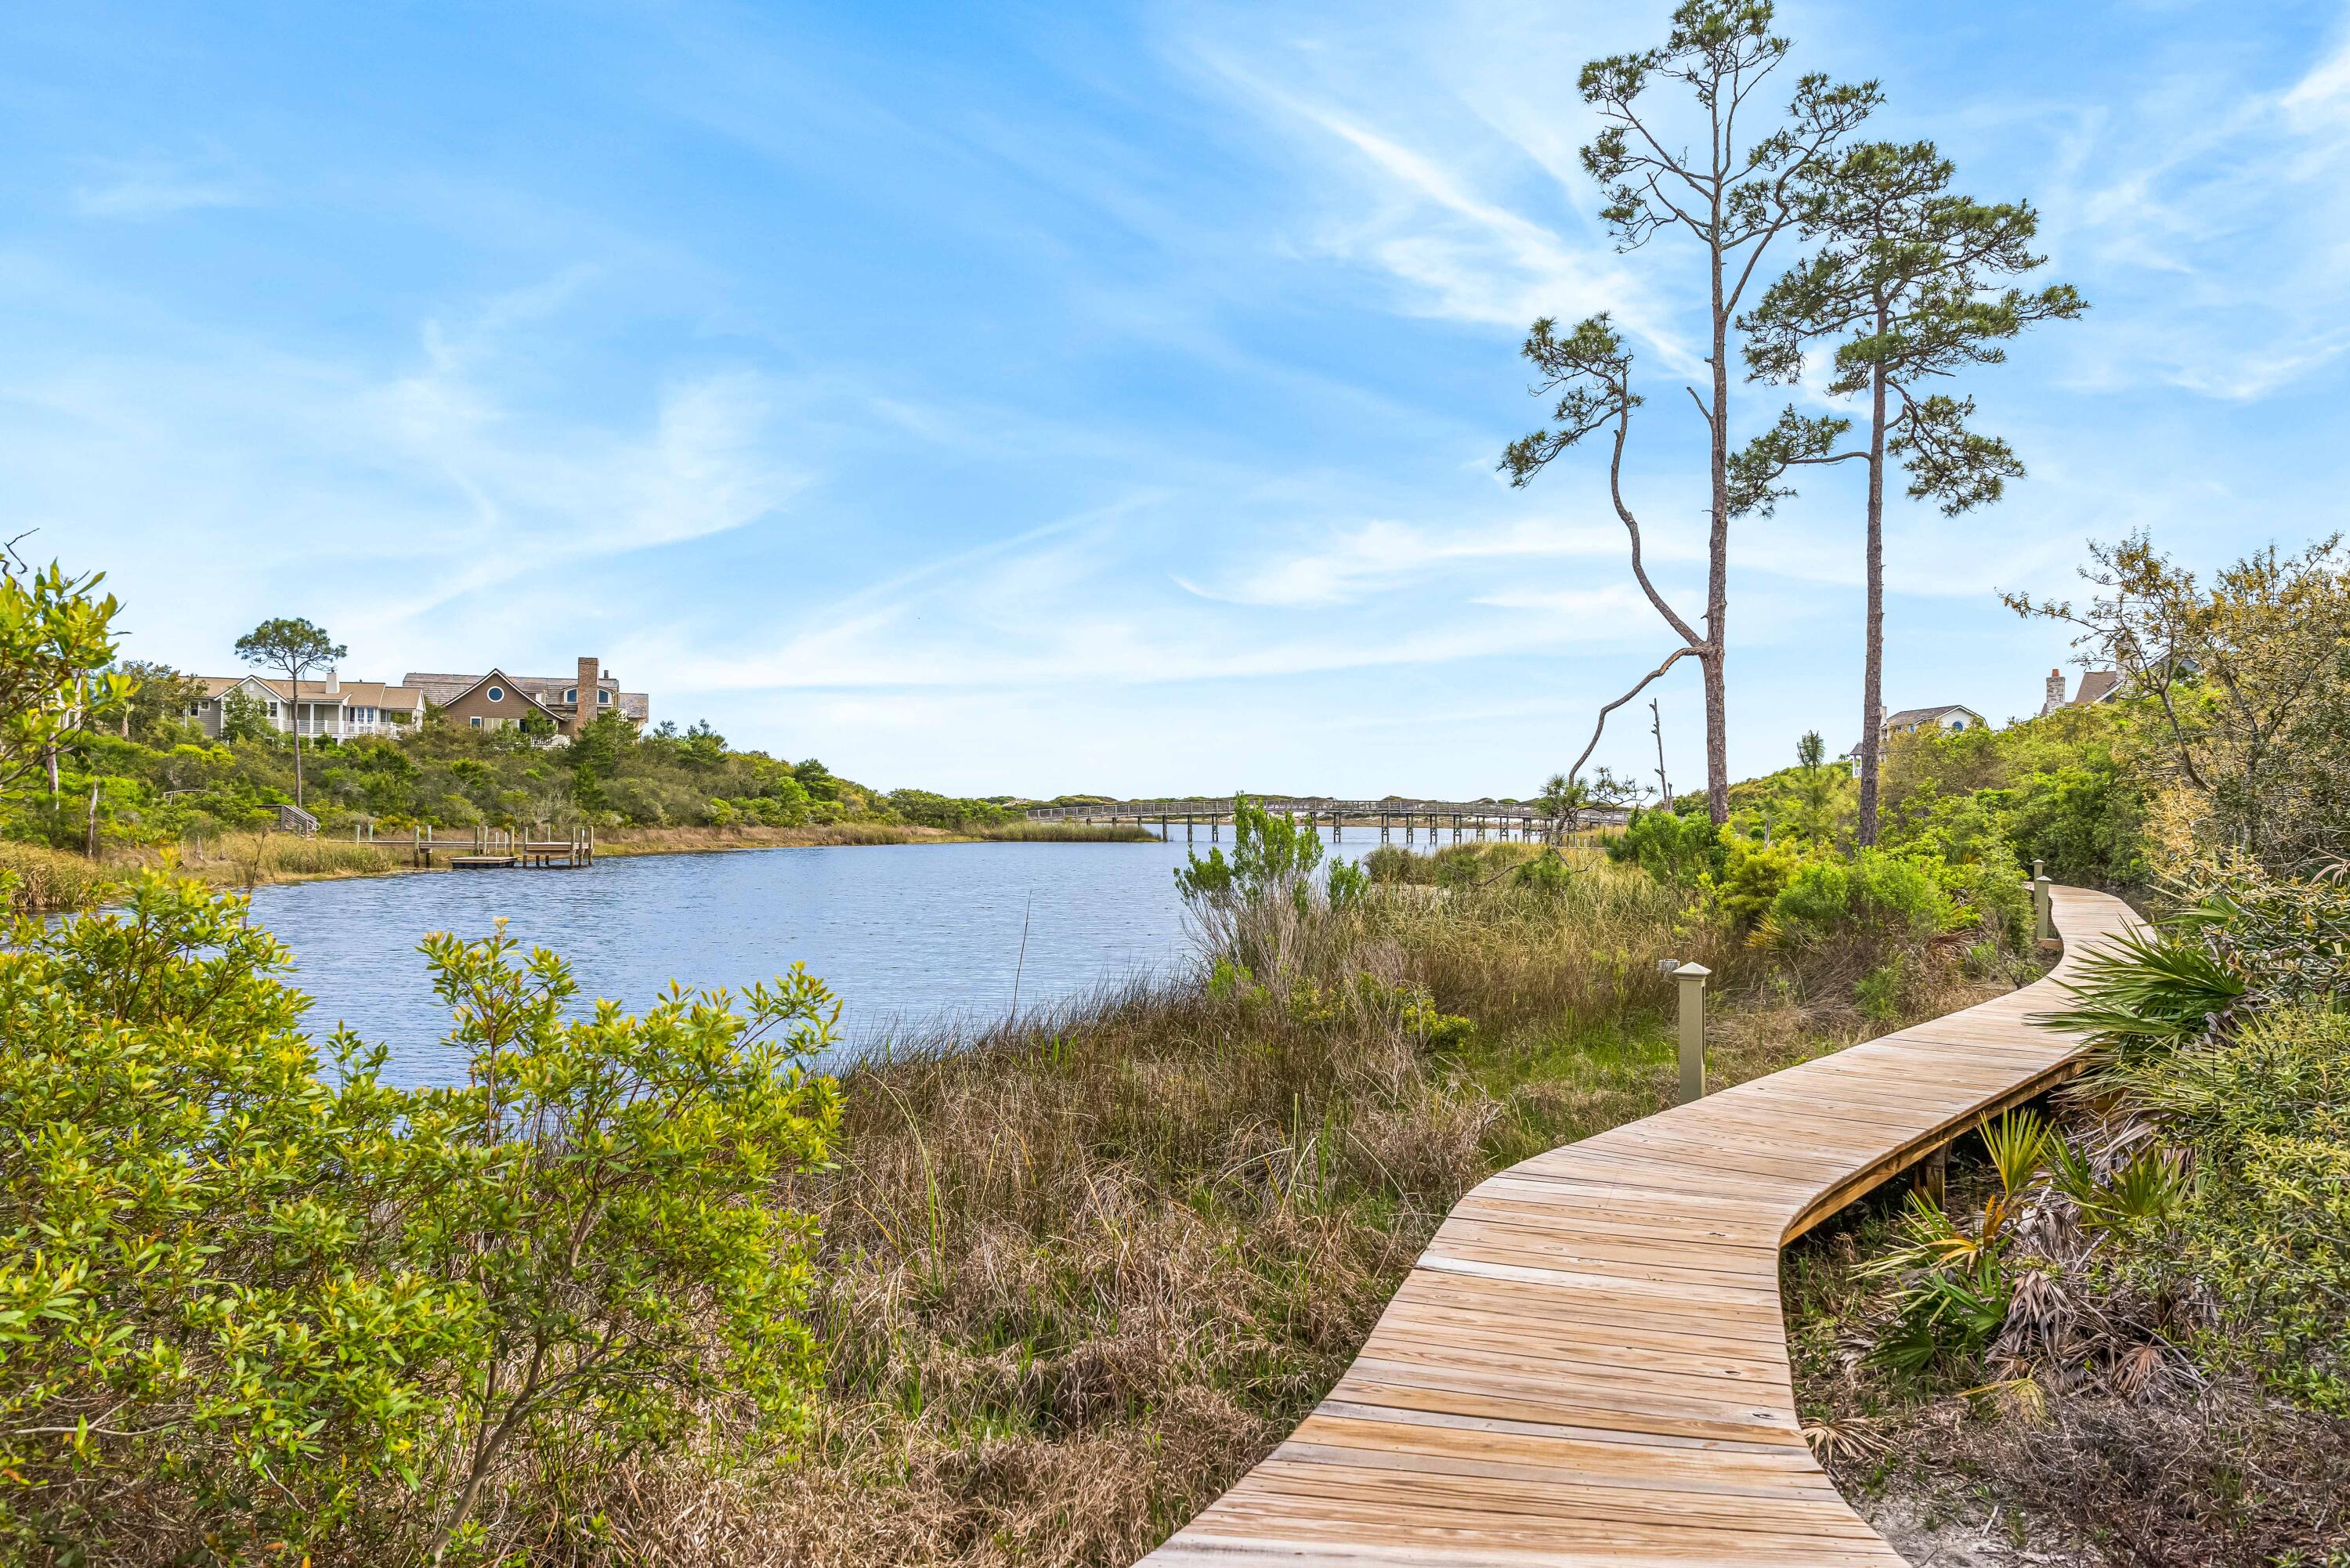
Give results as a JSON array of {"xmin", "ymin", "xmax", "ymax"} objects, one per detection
[
  {"xmin": 574, "ymin": 656, "xmax": 600, "ymax": 736},
  {"xmin": 2043, "ymin": 667, "xmax": 2066, "ymax": 715}
]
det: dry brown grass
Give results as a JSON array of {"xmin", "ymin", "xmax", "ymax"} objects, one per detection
[
  {"xmin": 469, "ymin": 855, "xmax": 2024, "ymax": 1568},
  {"xmin": 0, "ymin": 840, "xmax": 114, "ymax": 912},
  {"xmin": 975, "ymin": 821, "xmax": 1160, "ymax": 842},
  {"xmin": 597, "ymin": 823, "xmax": 934, "ymax": 854}
]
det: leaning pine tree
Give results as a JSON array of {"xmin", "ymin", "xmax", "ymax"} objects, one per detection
[
  {"xmin": 1506, "ymin": 1, "xmax": 1875, "ymax": 825},
  {"xmin": 1739, "ymin": 139, "xmax": 2083, "ymax": 844}
]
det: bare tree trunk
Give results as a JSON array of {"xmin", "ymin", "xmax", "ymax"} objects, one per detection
[
  {"xmin": 1650, "ymin": 698, "xmax": 1670, "ymax": 806},
  {"xmin": 1857, "ymin": 311, "xmax": 1889, "ymax": 846},
  {"xmin": 1703, "ymin": 204, "xmax": 1733, "ymax": 826},
  {"xmin": 288, "ymin": 670, "xmax": 305, "ymax": 807},
  {"xmin": 85, "ymin": 782, "xmax": 99, "ymax": 859}
]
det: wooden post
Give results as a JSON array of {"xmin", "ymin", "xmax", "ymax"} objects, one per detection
[
  {"xmin": 1673, "ymin": 962, "xmax": 1711, "ymax": 1105},
  {"xmin": 2032, "ymin": 864, "xmax": 2055, "ymax": 944},
  {"xmin": 1913, "ymin": 1143, "xmax": 1949, "ymax": 1205}
]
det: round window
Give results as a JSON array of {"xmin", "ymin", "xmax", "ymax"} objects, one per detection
[{"xmin": 486, "ymin": 686, "xmax": 504, "ymax": 703}]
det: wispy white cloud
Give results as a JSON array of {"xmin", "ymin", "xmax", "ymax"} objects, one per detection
[
  {"xmin": 1166, "ymin": 9, "xmax": 1685, "ymax": 360},
  {"xmin": 71, "ymin": 155, "xmax": 255, "ymax": 219},
  {"xmin": 0, "ymin": 261, "xmax": 804, "ymax": 663},
  {"xmin": 1176, "ymin": 513, "xmax": 1671, "ymax": 607},
  {"xmin": 2037, "ymin": 26, "xmax": 2350, "ymax": 399}
]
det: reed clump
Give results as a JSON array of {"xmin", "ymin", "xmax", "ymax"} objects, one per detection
[
  {"xmin": 976, "ymin": 821, "xmax": 1160, "ymax": 842},
  {"xmin": 597, "ymin": 822, "xmax": 928, "ymax": 854},
  {"xmin": 0, "ymin": 840, "xmax": 114, "ymax": 912}
]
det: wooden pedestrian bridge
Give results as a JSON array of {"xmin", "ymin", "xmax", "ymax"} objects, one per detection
[
  {"xmin": 1141, "ymin": 883, "xmax": 2139, "ymax": 1567},
  {"xmin": 1028, "ymin": 796, "xmax": 1632, "ymax": 844}
]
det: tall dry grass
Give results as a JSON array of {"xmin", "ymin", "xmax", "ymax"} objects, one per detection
[
  {"xmin": 0, "ymin": 840, "xmax": 114, "ymax": 912},
  {"xmin": 976, "ymin": 821, "xmax": 1159, "ymax": 842},
  {"xmin": 475, "ymin": 852, "xmax": 2018, "ymax": 1567},
  {"xmin": 598, "ymin": 823, "xmax": 928, "ymax": 854}
]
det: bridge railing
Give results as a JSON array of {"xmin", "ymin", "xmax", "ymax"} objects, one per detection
[{"xmin": 1025, "ymin": 797, "xmax": 1631, "ymax": 828}]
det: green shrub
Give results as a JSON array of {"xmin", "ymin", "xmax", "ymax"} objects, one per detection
[
  {"xmin": 1847, "ymin": 850, "xmax": 1958, "ymax": 938},
  {"xmin": 0, "ymin": 873, "xmax": 841, "ymax": 1561},
  {"xmin": 1762, "ymin": 851, "xmax": 1846, "ymax": 930},
  {"xmin": 1853, "ymin": 957, "xmax": 1904, "ymax": 1022},
  {"xmin": 0, "ymin": 841, "xmax": 112, "ymax": 912},
  {"xmin": 1174, "ymin": 794, "xmax": 1324, "ymax": 907},
  {"xmin": 886, "ymin": 788, "xmax": 1010, "ymax": 832},
  {"xmin": 2001, "ymin": 764, "xmax": 2147, "ymax": 887},
  {"xmin": 1606, "ymin": 807, "xmax": 1725, "ymax": 886},
  {"xmin": 1766, "ymin": 848, "xmax": 1955, "ymax": 943},
  {"xmin": 1719, "ymin": 836, "xmax": 1803, "ymax": 927},
  {"xmin": 1509, "ymin": 851, "xmax": 1572, "ymax": 894},
  {"xmin": 2118, "ymin": 1004, "xmax": 2350, "ymax": 1410}
]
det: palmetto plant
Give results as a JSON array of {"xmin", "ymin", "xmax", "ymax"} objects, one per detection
[
  {"xmin": 1860, "ymin": 1111, "xmax": 2047, "ymax": 1373},
  {"xmin": 2047, "ymin": 1137, "xmax": 2191, "ymax": 1230},
  {"xmin": 2037, "ymin": 923, "xmax": 2247, "ymax": 1062},
  {"xmin": 1859, "ymin": 1108, "xmax": 2193, "ymax": 1381}
]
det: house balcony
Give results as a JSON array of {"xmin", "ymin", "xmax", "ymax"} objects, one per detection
[{"xmin": 291, "ymin": 717, "xmax": 410, "ymax": 739}]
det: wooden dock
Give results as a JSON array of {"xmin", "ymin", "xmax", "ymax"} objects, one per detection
[
  {"xmin": 350, "ymin": 825, "xmax": 598, "ymax": 869},
  {"xmin": 1141, "ymin": 884, "xmax": 2140, "ymax": 1567}
]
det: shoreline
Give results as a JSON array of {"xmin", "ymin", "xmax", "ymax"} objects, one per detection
[{"xmin": 18, "ymin": 821, "xmax": 1163, "ymax": 910}]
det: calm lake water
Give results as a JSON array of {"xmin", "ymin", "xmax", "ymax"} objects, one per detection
[{"xmin": 244, "ymin": 833, "xmax": 1365, "ymax": 1089}]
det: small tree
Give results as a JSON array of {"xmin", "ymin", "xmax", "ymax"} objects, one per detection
[
  {"xmin": 219, "ymin": 686, "xmax": 275, "ymax": 742},
  {"xmin": 0, "ymin": 561, "xmax": 128, "ymax": 801},
  {"xmin": 109, "ymin": 659, "xmax": 208, "ymax": 741},
  {"xmin": 1742, "ymin": 140, "xmax": 2083, "ymax": 844},
  {"xmin": 233, "ymin": 616, "xmax": 345, "ymax": 806},
  {"xmin": 2006, "ymin": 532, "xmax": 2350, "ymax": 873},
  {"xmin": 1509, "ymin": 3, "xmax": 1876, "ymax": 824}
]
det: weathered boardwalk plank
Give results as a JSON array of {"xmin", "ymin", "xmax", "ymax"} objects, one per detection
[{"xmin": 1141, "ymin": 885, "xmax": 2138, "ymax": 1566}]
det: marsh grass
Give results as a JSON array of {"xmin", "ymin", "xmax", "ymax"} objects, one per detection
[
  {"xmin": 597, "ymin": 822, "xmax": 929, "ymax": 854},
  {"xmin": 490, "ymin": 853, "xmax": 2020, "ymax": 1567},
  {"xmin": 976, "ymin": 821, "xmax": 1160, "ymax": 842},
  {"xmin": 0, "ymin": 840, "xmax": 113, "ymax": 912}
]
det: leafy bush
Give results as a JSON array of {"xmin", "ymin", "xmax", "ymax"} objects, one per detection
[
  {"xmin": 2117, "ymin": 1004, "xmax": 2350, "ymax": 1410},
  {"xmin": 1509, "ymin": 851, "xmax": 1572, "ymax": 894},
  {"xmin": 0, "ymin": 873, "xmax": 841, "ymax": 1562},
  {"xmin": 2001, "ymin": 764, "xmax": 2147, "ymax": 887},
  {"xmin": 1762, "ymin": 852, "xmax": 1846, "ymax": 930},
  {"xmin": 1174, "ymin": 794, "xmax": 1325, "ymax": 908},
  {"xmin": 1717, "ymin": 836, "xmax": 1802, "ymax": 926},
  {"xmin": 1605, "ymin": 807, "xmax": 1725, "ymax": 885},
  {"xmin": 886, "ymin": 789, "xmax": 1012, "ymax": 832},
  {"xmin": 1766, "ymin": 848, "xmax": 1956, "ymax": 944}
]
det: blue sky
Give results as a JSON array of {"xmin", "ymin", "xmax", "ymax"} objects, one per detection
[{"xmin": 5, "ymin": 1, "xmax": 2340, "ymax": 797}]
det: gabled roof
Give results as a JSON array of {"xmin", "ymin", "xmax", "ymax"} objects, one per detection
[
  {"xmin": 428, "ymin": 667, "xmax": 564, "ymax": 723},
  {"xmin": 403, "ymin": 670, "xmax": 649, "ymax": 721},
  {"xmin": 1884, "ymin": 704, "xmax": 1984, "ymax": 729},
  {"xmin": 2074, "ymin": 670, "xmax": 2123, "ymax": 705},
  {"xmin": 195, "ymin": 675, "xmax": 423, "ymax": 709}
]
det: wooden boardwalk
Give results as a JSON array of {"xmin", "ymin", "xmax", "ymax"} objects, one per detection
[{"xmin": 1142, "ymin": 885, "xmax": 2139, "ymax": 1567}]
